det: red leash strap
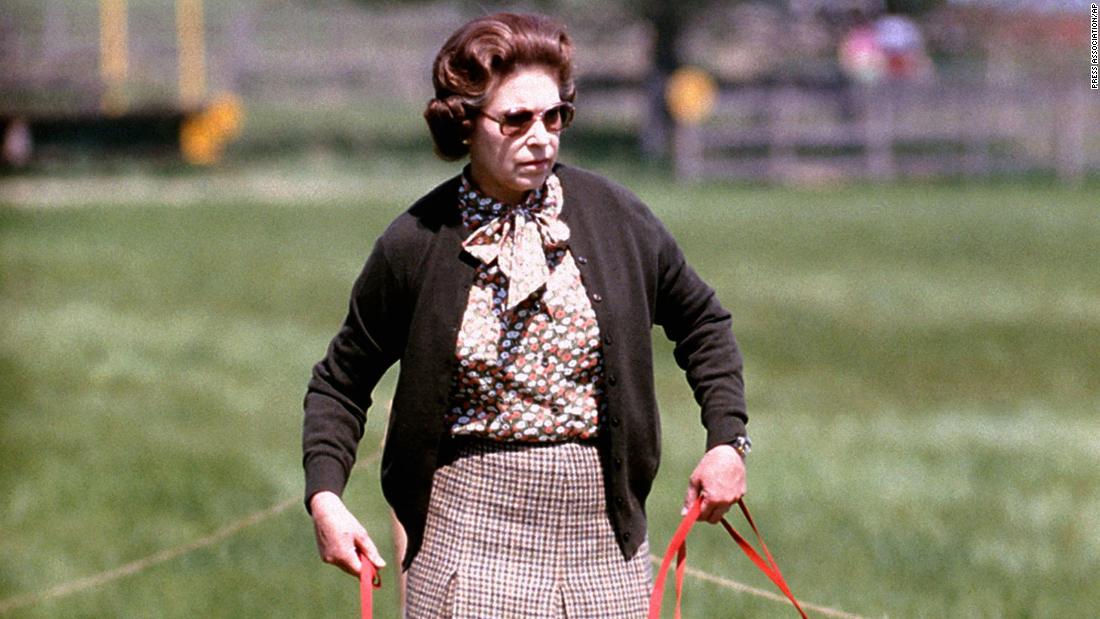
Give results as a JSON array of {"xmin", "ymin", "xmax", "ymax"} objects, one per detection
[
  {"xmin": 358, "ymin": 553, "xmax": 382, "ymax": 619},
  {"xmin": 722, "ymin": 501, "xmax": 807, "ymax": 617},
  {"xmin": 649, "ymin": 497, "xmax": 700, "ymax": 619},
  {"xmin": 648, "ymin": 497, "xmax": 808, "ymax": 619}
]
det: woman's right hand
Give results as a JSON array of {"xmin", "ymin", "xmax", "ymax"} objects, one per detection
[{"xmin": 309, "ymin": 491, "xmax": 386, "ymax": 577}]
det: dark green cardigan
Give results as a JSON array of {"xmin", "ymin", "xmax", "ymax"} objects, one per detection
[{"xmin": 303, "ymin": 163, "xmax": 747, "ymax": 569}]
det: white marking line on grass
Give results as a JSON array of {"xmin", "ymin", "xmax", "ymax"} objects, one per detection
[
  {"xmin": 649, "ymin": 555, "xmax": 867, "ymax": 619},
  {"xmin": 0, "ymin": 449, "xmax": 865, "ymax": 619},
  {"xmin": 0, "ymin": 453, "xmax": 381, "ymax": 616},
  {"xmin": 0, "ymin": 497, "xmax": 297, "ymax": 615}
]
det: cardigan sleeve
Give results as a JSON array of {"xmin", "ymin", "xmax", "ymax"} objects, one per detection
[
  {"xmin": 302, "ymin": 236, "xmax": 407, "ymax": 510},
  {"xmin": 653, "ymin": 226, "xmax": 748, "ymax": 450}
]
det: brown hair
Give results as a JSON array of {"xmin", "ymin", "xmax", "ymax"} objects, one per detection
[{"xmin": 424, "ymin": 12, "xmax": 576, "ymax": 161}]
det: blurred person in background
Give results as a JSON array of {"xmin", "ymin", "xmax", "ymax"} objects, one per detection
[
  {"xmin": 839, "ymin": 9, "xmax": 888, "ymax": 84},
  {"xmin": 302, "ymin": 12, "xmax": 751, "ymax": 617},
  {"xmin": 839, "ymin": 9, "xmax": 934, "ymax": 84},
  {"xmin": 874, "ymin": 12, "xmax": 934, "ymax": 80}
]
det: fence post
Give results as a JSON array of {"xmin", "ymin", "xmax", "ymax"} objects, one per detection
[
  {"xmin": 768, "ymin": 87, "xmax": 795, "ymax": 182},
  {"xmin": 672, "ymin": 121, "xmax": 704, "ymax": 181},
  {"xmin": 1055, "ymin": 83, "xmax": 1087, "ymax": 185},
  {"xmin": 228, "ymin": 4, "xmax": 256, "ymax": 94},
  {"xmin": 863, "ymin": 84, "xmax": 895, "ymax": 181},
  {"xmin": 961, "ymin": 81, "xmax": 992, "ymax": 178}
]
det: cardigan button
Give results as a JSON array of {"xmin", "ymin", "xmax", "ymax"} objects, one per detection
[
  {"xmin": 603, "ymin": 334, "xmax": 613, "ymax": 346},
  {"xmin": 576, "ymin": 256, "xmax": 588, "ymax": 265},
  {"xmin": 613, "ymin": 457, "xmax": 623, "ymax": 469},
  {"xmin": 611, "ymin": 416, "xmax": 621, "ymax": 427},
  {"xmin": 607, "ymin": 374, "xmax": 617, "ymax": 386},
  {"xmin": 622, "ymin": 530, "xmax": 632, "ymax": 542},
  {"xmin": 591, "ymin": 293, "xmax": 603, "ymax": 303}
]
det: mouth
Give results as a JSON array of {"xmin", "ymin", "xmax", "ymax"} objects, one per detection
[{"xmin": 519, "ymin": 158, "xmax": 551, "ymax": 168}]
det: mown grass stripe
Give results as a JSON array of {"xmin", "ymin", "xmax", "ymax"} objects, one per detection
[
  {"xmin": 0, "ymin": 445, "xmax": 865, "ymax": 619},
  {"xmin": 0, "ymin": 453, "xmax": 378, "ymax": 616}
]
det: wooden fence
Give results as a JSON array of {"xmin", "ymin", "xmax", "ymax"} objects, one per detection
[
  {"xmin": 670, "ymin": 80, "xmax": 1098, "ymax": 184},
  {"xmin": 5, "ymin": 2, "xmax": 1095, "ymax": 182}
]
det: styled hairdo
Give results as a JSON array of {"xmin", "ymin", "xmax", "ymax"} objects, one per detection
[{"xmin": 424, "ymin": 13, "xmax": 576, "ymax": 161}]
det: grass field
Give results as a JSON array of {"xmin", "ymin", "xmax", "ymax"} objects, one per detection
[{"xmin": 2, "ymin": 159, "xmax": 1098, "ymax": 618}]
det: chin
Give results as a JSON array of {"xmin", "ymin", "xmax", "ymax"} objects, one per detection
[
  {"xmin": 512, "ymin": 178, "xmax": 541, "ymax": 192},
  {"xmin": 512, "ymin": 171, "xmax": 550, "ymax": 190}
]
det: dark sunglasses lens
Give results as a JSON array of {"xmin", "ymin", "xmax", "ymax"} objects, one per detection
[
  {"xmin": 551, "ymin": 104, "xmax": 573, "ymax": 130},
  {"xmin": 543, "ymin": 107, "xmax": 563, "ymax": 130},
  {"xmin": 495, "ymin": 104, "xmax": 574, "ymax": 135},
  {"xmin": 501, "ymin": 110, "xmax": 535, "ymax": 134}
]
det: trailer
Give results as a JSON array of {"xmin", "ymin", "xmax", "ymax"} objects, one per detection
[{"xmin": 2, "ymin": 0, "xmax": 242, "ymax": 167}]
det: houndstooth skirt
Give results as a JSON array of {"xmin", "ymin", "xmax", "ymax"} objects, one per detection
[{"xmin": 404, "ymin": 439, "xmax": 651, "ymax": 619}]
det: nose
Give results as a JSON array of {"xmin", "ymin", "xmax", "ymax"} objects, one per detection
[{"xmin": 526, "ymin": 118, "xmax": 553, "ymax": 146}]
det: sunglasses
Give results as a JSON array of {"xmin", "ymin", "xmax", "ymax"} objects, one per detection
[{"xmin": 479, "ymin": 101, "xmax": 575, "ymax": 137}]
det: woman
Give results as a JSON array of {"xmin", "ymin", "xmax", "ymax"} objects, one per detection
[{"xmin": 303, "ymin": 12, "xmax": 750, "ymax": 618}]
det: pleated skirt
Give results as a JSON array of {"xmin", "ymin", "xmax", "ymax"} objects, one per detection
[{"xmin": 404, "ymin": 439, "xmax": 651, "ymax": 619}]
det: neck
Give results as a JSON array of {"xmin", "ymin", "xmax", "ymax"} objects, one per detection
[{"xmin": 467, "ymin": 167, "xmax": 529, "ymax": 205}]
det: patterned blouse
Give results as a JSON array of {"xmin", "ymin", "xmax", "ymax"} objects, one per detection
[{"xmin": 445, "ymin": 172, "xmax": 604, "ymax": 442}]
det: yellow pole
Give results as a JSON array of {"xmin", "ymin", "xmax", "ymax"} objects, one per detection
[
  {"xmin": 177, "ymin": 0, "xmax": 206, "ymax": 108},
  {"xmin": 99, "ymin": 0, "xmax": 129, "ymax": 115}
]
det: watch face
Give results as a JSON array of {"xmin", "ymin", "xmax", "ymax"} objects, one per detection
[{"xmin": 733, "ymin": 436, "xmax": 752, "ymax": 456}]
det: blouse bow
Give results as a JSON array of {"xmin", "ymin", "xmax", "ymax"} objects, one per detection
[{"xmin": 461, "ymin": 173, "xmax": 570, "ymax": 310}]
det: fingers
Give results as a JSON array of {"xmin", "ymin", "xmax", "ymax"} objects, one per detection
[
  {"xmin": 686, "ymin": 445, "xmax": 747, "ymax": 524},
  {"xmin": 311, "ymin": 497, "xmax": 385, "ymax": 577},
  {"xmin": 326, "ymin": 532, "xmax": 388, "ymax": 577},
  {"xmin": 682, "ymin": 482, "xmax": 700, "ymax": 516},
  {"xmin": 317, "ymin": 529, "xmax": 363, "ymax": 577},
  {"xmin": 339, "ymin": 544, "xmax": 364, "ymax": 577},
  {"xmin": 685, "ymin": 482, "xmax": 736, "ymax": 523},
  {"xmin": 355, "ymin": 533, "xmax": 387, "ymax": 570},
  {"xmin": 698, "ymin": 494, "xmax": 732, "ymax": 524},
  {"xmin": 683, "ymin": 488, "xmax": 727, "ymax": 523}
]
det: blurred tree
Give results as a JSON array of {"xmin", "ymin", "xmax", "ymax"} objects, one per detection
[
  {"xmin": 350, "ymin": 0, "xmax": 947, "ymax": 157},
  {"xmin": 553, "ymin": 0, "xmax": 769, "ymax": 159},
  {"xmin": 353, "ymin": 0, "xmax": 781, "ymax": 158},
  {"xmin": 634, "ymin": 0, "xmax": 707, "ymax": 159}
]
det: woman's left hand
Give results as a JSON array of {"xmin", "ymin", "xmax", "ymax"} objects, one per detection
[{"xmin": 682, "ymin": 444, "xmax": 746, "ymax": 524}]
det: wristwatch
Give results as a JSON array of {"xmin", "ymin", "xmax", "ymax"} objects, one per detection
[{"xmin": 730, "ymin": 435, "xmax": 752, "ymax": 458}]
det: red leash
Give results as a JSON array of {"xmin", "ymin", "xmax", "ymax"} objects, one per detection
[
  {"xmin": 648, "ymin": 496, "xmax": 808, "ymax": 619},
  {"xmin": 358, "ymin": 552, "xmax": 382, "ymax": 619}
]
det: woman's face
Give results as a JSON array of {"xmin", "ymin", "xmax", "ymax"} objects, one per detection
[{"xmin": 468, "ymin": 66, "xmax": 562, "ymax": 204}]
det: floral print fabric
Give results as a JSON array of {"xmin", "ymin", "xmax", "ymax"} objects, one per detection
[
  {"xmin": 446, "ymin": 173, "xmax": 603, "ymax": 441},
  {"xmin": 461, "ymin": 173, "xmax": 571, "ymax": 310}
]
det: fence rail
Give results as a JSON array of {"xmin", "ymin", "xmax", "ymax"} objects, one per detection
[
  {"xmin": 671, "ymin": 81, "xmax": 1097, "ymax": 183},
  {"xmin": 4, "ymin": 3, "xmax": 1095, "ymax": 182}
]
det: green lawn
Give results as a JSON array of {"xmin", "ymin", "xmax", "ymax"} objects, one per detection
[{"xmin": 2, "ymin": 162, "xmax": 1098, "ymax": 618}]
